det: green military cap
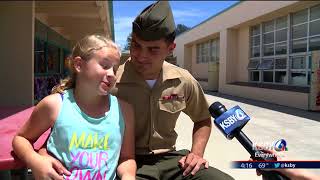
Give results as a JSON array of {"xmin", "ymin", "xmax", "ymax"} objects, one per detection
[{"xmin": 132, "ymin": 1, "xmax": 175, "ymax": 41}]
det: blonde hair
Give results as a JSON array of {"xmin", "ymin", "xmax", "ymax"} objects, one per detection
[{"xmin": 52, "ymin": 34, "xmax": 121, "ymax": 94}]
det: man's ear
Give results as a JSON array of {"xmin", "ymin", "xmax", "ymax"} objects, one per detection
[
  {"xmin": 168, "ymin": 42, "xmax": 176, "ymax": 53},
  {"xmin": 73, "ymin": 56, "xmax": 83, "ymax": 73}
]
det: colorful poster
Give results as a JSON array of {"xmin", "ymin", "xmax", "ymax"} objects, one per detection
[{"xmin": 309, "ymin": 51, "xmax": 320, "ymax": 111}]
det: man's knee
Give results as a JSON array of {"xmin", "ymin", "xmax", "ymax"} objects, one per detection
[{"xmin": 190, "ymin": 166, "xmax": 234, "ymax": 180}]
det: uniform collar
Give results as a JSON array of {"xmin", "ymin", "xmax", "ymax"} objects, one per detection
[
  {"xmin": 161, "ymin": 61, "xmax": 182, "ymax": 82},
  {"xmin": 116, "ymin": 58, "xmax": 182, "ymax": 84}
]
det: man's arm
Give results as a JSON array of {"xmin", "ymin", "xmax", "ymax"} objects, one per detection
[
  {"xmin": 191, "ymin": 118, "xmax": 212, "ymax": 157},
  {"xmin": 117, "ymin": 99, "xmax": 136, "ymax": 180},
  {"xmin": 179, "ymin": 118, "xmax": 211, "ymax": 176},
  {"xmin": 179, "ymin": 70, "xmax": 213, "ymax": 176}
]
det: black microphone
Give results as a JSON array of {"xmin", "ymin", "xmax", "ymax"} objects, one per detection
[{"xmin": 209, "ymin": 101, "xmax": 289, "ymax": 180}]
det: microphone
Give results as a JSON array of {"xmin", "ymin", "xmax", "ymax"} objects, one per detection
[{"xmin": 209, "ymin": 101, "xmax": 289, "ymax": 180}]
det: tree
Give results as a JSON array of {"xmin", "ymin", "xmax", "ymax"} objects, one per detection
[
  {"xmin": 176, "ymin": 24, "xmax": 190, "ymax": 36},
  {"xmin": 124, "ymin": 32, "xmax": 132, "ymax": 50}
]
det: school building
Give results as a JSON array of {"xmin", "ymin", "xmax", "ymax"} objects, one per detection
[
  {"xmin": 0, "ymin": 1, "xmax": 114, "ymax": 107},
  {"xmin": 174, "ymin": 1, "xmax": 320, "ymax": 110}
]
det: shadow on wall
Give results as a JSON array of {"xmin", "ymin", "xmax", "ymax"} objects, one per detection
[{"xmin": 205, "ymin": 91, "xmax": 320, "ymax": 122}]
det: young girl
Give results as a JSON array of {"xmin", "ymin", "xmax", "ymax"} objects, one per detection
[{"xmin": 12, "ymin": 35, "xmax": 136, "ymax": 180}]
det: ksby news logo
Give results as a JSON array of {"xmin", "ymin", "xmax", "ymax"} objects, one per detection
[
  {"xmin": 273, "ymin": 139, "xmax": 288, "ymax": 152},
  {"xmin": 253, "ymin": 139, "xmax": 288, "ymax": 158}
]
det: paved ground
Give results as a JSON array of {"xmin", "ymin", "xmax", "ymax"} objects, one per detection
[{"xmin": 175, "ymin": 91, "xmax": 320, "ymax": 180}]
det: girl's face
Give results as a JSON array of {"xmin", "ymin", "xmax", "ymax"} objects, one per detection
[{"xmin": 78, "ymin": 47, "xmax": 120, "ymax": 95}]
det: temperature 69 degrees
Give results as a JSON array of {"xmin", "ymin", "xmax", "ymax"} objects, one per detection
[{"xmin": 208, "ymin": 102, "xmax": 289, "ymax": 180}]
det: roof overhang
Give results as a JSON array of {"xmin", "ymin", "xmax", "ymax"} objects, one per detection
[{"xmin": 35, "ymin": 1, "xmax": 113, "ymax": 43}]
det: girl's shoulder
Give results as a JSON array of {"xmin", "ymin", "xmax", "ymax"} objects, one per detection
[
  {"xmin": 37, "ymin": 93, "xmax": 62, "ymax": 108},
  {"xmin": 33, "ymin": 93, "xmax": 63, "ymax": 126}
]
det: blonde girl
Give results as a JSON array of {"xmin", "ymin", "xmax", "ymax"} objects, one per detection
[{"xmin": 12, "ymin": 35, "xmax": 136, "ymax": 180}]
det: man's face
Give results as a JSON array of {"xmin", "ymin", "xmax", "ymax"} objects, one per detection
[{"xmin": 130, "ymin": 33, "xmax": 175, "ymax": 80}]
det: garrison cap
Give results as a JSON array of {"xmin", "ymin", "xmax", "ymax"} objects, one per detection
[{"xmin": 132, "ymin": 1, "xmax": 176, "ymax": 41}]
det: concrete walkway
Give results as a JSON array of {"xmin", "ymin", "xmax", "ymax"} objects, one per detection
[{"xmin": 175, "ymin": 92, "xmax": 320, "ymax": 180}]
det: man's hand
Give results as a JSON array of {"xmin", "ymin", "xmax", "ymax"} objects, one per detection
[
  {"xmin": 178, "ymin": 152, "xmax": 209, "ymax": 176},
  {"xmin": 30, "ymin": 148, "xmax": 71, "ymax": 180},
  {"xmin": 28, "ymin": 153, "xmax": 70, "ymax": 180}
]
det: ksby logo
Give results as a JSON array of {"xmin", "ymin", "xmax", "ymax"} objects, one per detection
[
  {"xmin": 235, "ymin": 109, "xmax": 246, "ymax": 120},
  {"xmin": 219, "ymin": 108, "xmax": 248, "ymax": 130}
]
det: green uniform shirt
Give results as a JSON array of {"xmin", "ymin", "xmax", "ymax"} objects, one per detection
[{"xmin": 112, "ymin": 59, "xmax": 211, "ymax": 154}]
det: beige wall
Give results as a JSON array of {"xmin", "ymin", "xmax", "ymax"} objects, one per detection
[
  {"xmin": 221, "ymin": 84, "xmax": 309, "ymax": 110},
  {"xmin": 184, "ymin": 45, "xmax": 192, "ymax": 72},
  {"xmin": 236, "ymin": 26, "xmax": 250, "ymax": 82},
  {"xmin": 174, "ymin": 1, "xmax": 320, "ymax": 110},
  {"xmin": 0, "ymin": 1, "xmax": 35, "ymax": 107}
]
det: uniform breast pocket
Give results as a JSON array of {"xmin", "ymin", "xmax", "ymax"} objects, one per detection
[{"xmin": 159, "ymin": 98, "xmax": 186, "ymax": 114}]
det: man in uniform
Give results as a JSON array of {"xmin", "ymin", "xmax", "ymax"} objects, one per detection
[{"xmin": 112, "ymin": 1, "xmax": 234, "ymax": 179}]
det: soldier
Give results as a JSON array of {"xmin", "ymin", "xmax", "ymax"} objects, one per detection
[{"xmin": 112, "ymin": 1, "xmax": 233, "ymax": 179}]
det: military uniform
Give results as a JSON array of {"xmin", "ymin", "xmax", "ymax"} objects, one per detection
[
  {"xmin": 113, "ymin": 59, "xmax": 211, "ymax": 155},
  {"xmin": 112, "ymin": 60, "xmax": 234, "ymax": 180},
  {"xmin": 112, "ymin": 1, "xmax": 234, "ymax": 179}
]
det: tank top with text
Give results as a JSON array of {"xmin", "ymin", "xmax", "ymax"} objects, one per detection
[{"xmin": 47, "ymin": 89, "xmax": 124, "ymax": 180}]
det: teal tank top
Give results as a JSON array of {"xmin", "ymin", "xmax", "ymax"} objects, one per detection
[{"xmin": 47, "ymin": 89, "xmax": 125, "ymax": 180}]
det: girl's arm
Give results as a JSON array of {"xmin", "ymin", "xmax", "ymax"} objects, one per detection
[
  {"xmin": 117, "ymin": 99, "xmax": 136, "ymax": 180},
  {"xmin": 12, "ymin": 94, "xmax": 66, "ymax": 180}
]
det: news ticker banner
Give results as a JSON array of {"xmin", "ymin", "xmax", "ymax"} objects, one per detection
[{"xmin": 232, "ymin": 161, "xmax": 320, "ymax": 169}]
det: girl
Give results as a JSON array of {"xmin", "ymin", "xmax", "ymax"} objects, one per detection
[{"xmin": 12, "ymin": 35, "xmax": 136, "ymax": 180}]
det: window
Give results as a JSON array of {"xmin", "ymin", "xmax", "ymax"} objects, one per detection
[
  {"xmin": 309, "ymin": 36, "xmax": 320, "ymax": 51},
  {"xmin": 292, "ymin": 24, "xmax": 308, "ymax": 39},
  {"xmin": 276, "ymin": 29, "xmax": 287, "ymax": 42},
  {"xmin": 262, "ymin": 20, "xmax": 275, "ymax": 57},
  {"xmin": 34, "ymin": 39, "xmax": 46, "ymax": 74},
  {"xmin": 291, "ymin": 56, "xmax": 306, "ymax": 69},
  {"xmin": 251, "ymin": 47, "xmax": 260, "ymax": 57},
  {"xmin": 309, "ymin": 20, "xmax": 320, "ymax": 36},
  {"xmin": 252, "ymin": 36, "xmax": 260, "ymax": 46},
  {"xmin": 263, "ymin": 44, "xmax": 274, "ymax": 56},
  {"xmin": 196, "ymin": 44, "xmax": 200, "ymax": 63},
  {"xmin": 34, "ymin": 19, "xmax": 71, "ymax": 104},
  {"xmin": 276, "ymin": 16, "xmax": 288, "ymax": 29},
  {"xmin": 292, "ymin": 9, "xmax": 308, "ymax": 25},
  {"xmin": 250, "ymin": 71, "xmax": 260, "ymax": 81},
  {"xmin": 47, "ymin": 44, "xmax": 60, "ymax": 73},
  {"xmin": 249, "ymin": 5, "xmax": 319, "ymax": 86},
  {"xmin": 196, "ymin": 38, "xmax": 219, "ymax": 64},
  {"xmin": 263, "ymin": 32, "xmax": 274, "ymax": 44},
  {"xmin": 289, "ymin": 56, "xmax": 310, "ymax": 86},
  {"xmin": 275, "ymin": 71, "xmax": 287, "ymax": 83},
  {"xmin": 290, "ymin": 71, "xmax": 307, "ymax": 86},
  {"xmin": 275, "ymin": 43, "xmax": 287, "ymax": 55},
  {"xmin": 275, "ymin": 58, "xmax": 287, "ymax": 69},
  {"xmin": 263, "ymin": 71, "xmax": 273, "ymax": 82},
  {"xmin": 263, "ymin": 20, "xmax": 274, "ymax": 33},
  {"xmin": 258, "ymin": 59, "xmax": 274, "ymax": 70},
  {"xmin": 248, "ymin": 59, "xmax": 260, "ymax": 69},
  {"xmin": 251, "ymin": 25, "xmax": 260, "ymax": 36},
  {"xmin": 292, "ymin": 39, "xmax": 307, "ymax": 53},
  {"xmin": 311, "ymin": 5, "xmax": 320, "ymax": 20},
  {"xmin": 250, "ymin": 25, "xmax": 261, "ymax": 58}
]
